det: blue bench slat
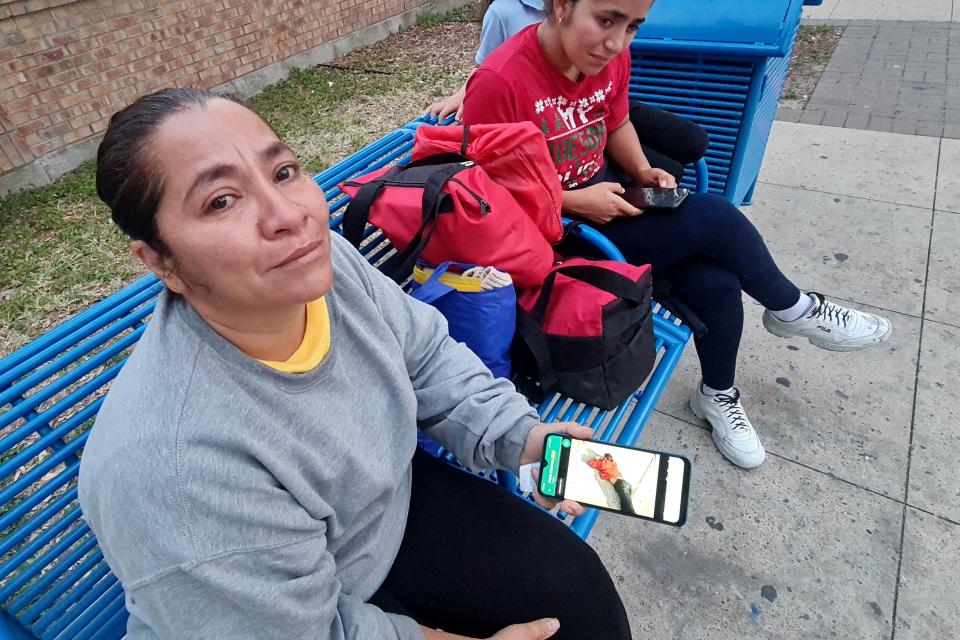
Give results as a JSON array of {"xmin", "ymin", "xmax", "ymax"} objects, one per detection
[
  {"xmin": 0, "ymin": 303, "xmax": 153, "ymax": 410},
  {"xmin": 0, "ymin": 506, "xmax": 83, "ymax": 584},
  {"xmin": 21, "ymin": 554, "xmax": 107, "ymax": 628},
  {"xmin": 0, "ymin": 490, "xmax": 79, "ymax": 561},
  {"xmin": 0, "ymin": 278, "xmax": 159, "ymax": 380},
  {"xmin": 0, "ymin": 409, "xmax": 94, "ymax": 504},
  {"xmin": 0, "ymin": 282, "xmax": 160, "ymax": 391},
  {"xmin": 35, "ymin": 569, "xmax": 113, "ymax": 638},
  {"xmin": 7, "ymin": 525, "xmax": 93, "ymax": 615},
  {"xmin": 2, "ymin": 532, "xmax": 97, "ymax": 607},
  {"xmin": 53, "ymin": 586, "xmax": 124, "ymax": 640},
  {"xmin": 588, "ymin": 409, "xmax": 610, "ymax": 430},
  {"xmin": 0, "ymin": 327, "xmax": 144, "ymax": 437},
  {"xmin": 0, "ymin": 361, "xmax": 126, "ymax": 464},
  {"xmin": 596, "ymin": 396, "xmax": 635, "ymax": 441},
  {"xmin": 0, "ymin": 465, "xmax": 79, "ymax": 536},
  {"xmin": 73, "ymin": 602, "xmax": 127, "ymax": 640}
]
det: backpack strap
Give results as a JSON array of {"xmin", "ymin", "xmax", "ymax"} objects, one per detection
[
  {"xmin": 341, "ymin": 178, "xmax": 388, "ymax": 248},
  {"xmin": 514, "ymin": 308, "xmax": 558, "ymax": 393},
  {"xmin": 343, "ymin": 158, "xmax": 474, "ymax": 283}
]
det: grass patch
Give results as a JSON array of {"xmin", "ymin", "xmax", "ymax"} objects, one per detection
[
  {"xmin": 415, "ymin": 3, "xmax": 482, "ymax": 28},
  {"xmin": 0, "ymin": 164, "xmax": 143, "ymax": 356}
]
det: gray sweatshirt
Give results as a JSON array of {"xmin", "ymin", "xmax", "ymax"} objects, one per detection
[{"xmin": 78, "ymin": 233, "xmax": 539, "ymax": 640}]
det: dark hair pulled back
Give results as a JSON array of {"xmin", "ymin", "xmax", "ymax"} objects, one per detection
[{"xmin": 96, "ymin": 88, "xmax": 232, "ymax": 253}]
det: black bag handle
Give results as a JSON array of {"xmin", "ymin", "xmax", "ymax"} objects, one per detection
[
  {"xmin": 531, "ymin": 264, "xmax": 648, "ymax": 324},
  {"xmin": 515, "ymin": 308, "xmax": 559, "ymax": 392},
  {"xmin": 342, "ymin": 159, "xmax": 473, "ymax": 283},
  {"xmin": 342, "ymin": 178, "xmax": 389, "ymax": 248}
]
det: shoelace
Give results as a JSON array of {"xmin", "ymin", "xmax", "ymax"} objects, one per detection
[
  {"xmin": 811, "ymin": 297, "xmax": 851, "ymax": 328},
  {"xmin": 714, "ymin": 391, "xmax": 751, "ymax": 433}
]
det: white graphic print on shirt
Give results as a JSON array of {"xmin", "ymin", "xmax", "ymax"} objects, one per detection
[{"xmin": 536, "ymin": 81, "xmax": 614, "ymax": 189}]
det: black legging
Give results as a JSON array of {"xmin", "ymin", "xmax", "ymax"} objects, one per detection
[
  {"xmin": 370, "ymin": 450, "xmax": 632, "ymax": 639},
  {"xmin": 570, "ymin": 166, "xmax": 801, "ymax": 390},
  {"xmin": 631, "ymin": 102, "xmax": 709, "ymax": 182}
]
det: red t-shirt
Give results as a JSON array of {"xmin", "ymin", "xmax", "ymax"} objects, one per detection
[{"xmin": 462, "ymin": 24, "xmax": 631, "ymax": 189}]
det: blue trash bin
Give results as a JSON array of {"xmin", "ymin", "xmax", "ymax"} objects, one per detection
[{"xmin": 630, "ymin": 0, "xmax": 822, "ymax": 205}]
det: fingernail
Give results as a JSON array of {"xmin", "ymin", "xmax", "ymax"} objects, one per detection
[{"xmin": 548, "ymin": 618, "xmax": 560, "ymax": 632}]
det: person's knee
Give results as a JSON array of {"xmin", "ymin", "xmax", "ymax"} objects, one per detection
[
  {"xmin": 675, "ymin": 120, "xmax": 709, "ymax": 163},
  {"xmin": 629, "ymin": 102, "xmax": 709, "ymax": 164},
  {"xmin": 702, "ymin": 268, "xmax": 744, "ymax": 303},
  {"xmin": 679, "ymin": 265, "xmax": 742, "ymax": 304},
  {"xmin": 678, "ymin": 193, "xmax": 746, "ymax": 234}
]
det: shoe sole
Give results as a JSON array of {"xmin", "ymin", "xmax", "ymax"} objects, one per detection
[
  {"xmin": 688, "ymin": 394, "xmax": 765, "ymax": 469},
  {"xmin": 763, "ymin": 318, "xmax": 892, "ymax": 352},
  {"xmin": 689, "ymin": 395, "xmax": 707, "ymax": 422}
]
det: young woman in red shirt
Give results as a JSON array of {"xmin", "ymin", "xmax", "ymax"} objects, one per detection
[{"xmin": 461, "ymin": 0, "xmax": 892, "ymax": 469}]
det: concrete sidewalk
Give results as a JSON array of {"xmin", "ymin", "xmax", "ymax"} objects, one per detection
[
  {"xmin": 779, "ymin": 20, "xmax": 960, "ymax": 137},
  {"xmin": 805, "ymin": 0, "xmax": 959, "ymax": 22},
  {"xmin": 588, "ymin": 127, "xmax": 958, "ymax": 637}
]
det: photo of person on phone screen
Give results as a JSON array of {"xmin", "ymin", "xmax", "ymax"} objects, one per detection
[
  {"xmin": 563, "ymin": 440, "xmax": 660, "ymax": 518},
  {"xmin": 587, "ymin": 453, "xmax": 638, "ymax": 515}
]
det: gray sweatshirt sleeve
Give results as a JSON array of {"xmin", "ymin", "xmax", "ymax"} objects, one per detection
[
  {"xmin": 126, "ymin": 533, "xmax": 423, "ymax": 640},
  {"xmin": 337, "ymin": 239, "xmax": 539, "ymax": 472}
]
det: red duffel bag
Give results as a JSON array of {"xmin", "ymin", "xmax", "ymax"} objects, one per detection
[
  {"xmin": 339, "ymin": 128, "xmax": 557, "ymax": 288},
  {"xmin": 513, "ymin": 259, "xmax": 656, "ymax": 410},
  {"xmin": 412, "ymin": 122, "xmax": 564, "ymax": 243}
]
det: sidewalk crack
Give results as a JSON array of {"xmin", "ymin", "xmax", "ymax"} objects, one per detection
[{"xmin": 890, "ymin": 136, "xmax": 941, "ymax": 640}]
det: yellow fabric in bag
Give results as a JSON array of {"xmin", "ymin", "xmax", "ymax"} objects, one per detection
[{"xmin": 412, "ymin": 265, "xmax": 484, "ymax": 292}]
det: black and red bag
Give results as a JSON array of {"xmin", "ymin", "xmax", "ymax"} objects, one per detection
[
  {"xmin": 339, "ymin": 124, "xmax": 558, "ymax": 288},
  {"xmin": 513, "ymin": 258, "xmax": 656, "ymax": 410}
]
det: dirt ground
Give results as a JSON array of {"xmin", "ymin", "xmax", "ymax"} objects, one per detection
[{"xmin": 781, "ymin": 25, "xmax": 845, "ymax": 110}]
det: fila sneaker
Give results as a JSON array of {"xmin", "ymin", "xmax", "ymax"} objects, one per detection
[
  {"xmin": 762, "ymin": 292, "xmax": 891, "ymax": 352},
  {"xmin": 690, "ymin": 385, "xmax": 766, "ymax": 469}
]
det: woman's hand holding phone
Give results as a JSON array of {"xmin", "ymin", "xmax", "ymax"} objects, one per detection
[
  {"xmin": 520, "ymin": 421, "xmax": 593, "ymax": 516},
  {"xmin": 563, "ymin": 182, "xmax": 642, "ymax": 224},
  {"xmin": 638, "ymin": 167, "xmax": 677, "ymax": 189}
]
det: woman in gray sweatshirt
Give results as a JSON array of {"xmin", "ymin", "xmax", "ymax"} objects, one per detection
[{"xmin": 78, "ymin": 88, "xmax": 633, "ymax": 640}]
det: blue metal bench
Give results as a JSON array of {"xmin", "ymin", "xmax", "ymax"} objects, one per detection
[{"xmin": 0, "ymin": 125, "xmax": 695, "ymax": 639}]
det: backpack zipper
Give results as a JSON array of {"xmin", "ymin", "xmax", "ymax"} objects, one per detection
[{"xmin": 448, "ymin": 177, "xmax": 490, "ymax": 213}]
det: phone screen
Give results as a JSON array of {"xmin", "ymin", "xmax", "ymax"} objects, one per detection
[{"xmin": 540, "ymin": 434, "xmax": 690, "ymax": 526}]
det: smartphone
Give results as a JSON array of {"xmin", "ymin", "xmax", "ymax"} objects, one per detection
[
  {"xmin": 621, "ymin": 186, "xmax": 690, "ymax": 210},
  {"xmin": 539, "ymin": 433, "xmax": 691, "ymax": 526}
]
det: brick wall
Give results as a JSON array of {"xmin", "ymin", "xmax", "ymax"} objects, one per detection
[{"xmin": 0, "ymin": 0, "xmax": 444, "ymax": 193}]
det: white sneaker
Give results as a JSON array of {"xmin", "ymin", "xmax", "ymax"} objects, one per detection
[
  {"xmin": 690, "ymin": 385, "xmax": 766, "ymax": 469},
  {"xmin": 762, "ymin": 292, "xmax": 891, "ymax": 352}
]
